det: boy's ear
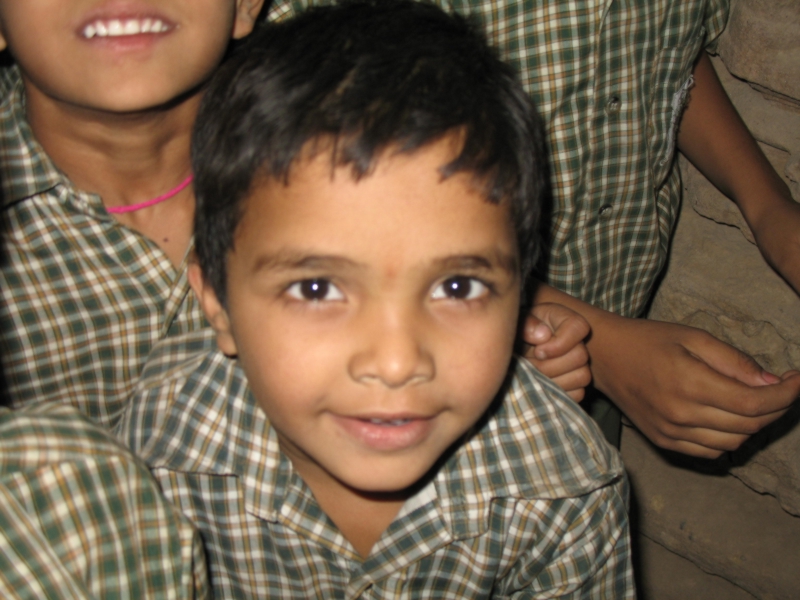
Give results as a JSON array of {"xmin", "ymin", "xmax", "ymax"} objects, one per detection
[
  {"xmin": 232, "ymin": 0, "xmax": 266, "ymax": 39},
  {"xmin": 188, "ymin": 262, "xmax": 239, "ymax": 357}
]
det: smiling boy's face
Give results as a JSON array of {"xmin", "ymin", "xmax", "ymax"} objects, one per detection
[
  {"xmin": 0, "ymin": 0, "xmax": 263, "ymax": 114},
  {"xmin": 192, "ymin": 136, "xmax": 521, "ymax": 496}
]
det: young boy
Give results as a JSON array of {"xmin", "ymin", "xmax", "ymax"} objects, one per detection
[
  {"xmin": 118, "ymin": 2, "xmax": 633, "ymax": 597},
  {"xmin": 0, "ymin": 0, "xmax": 265, "ymax": 425},
  {"xmin": 269, "ymin": 0, "xmax": 800, "ymax": 457}
]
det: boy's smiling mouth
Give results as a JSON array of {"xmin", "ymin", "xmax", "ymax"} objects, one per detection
[
  {"xmin": 332, "ymin": 413, "xmax": 436, "ymax": 452},
  {"xmin": 81, "ymin": 18, "xmax": 172, "ymax": 39}
]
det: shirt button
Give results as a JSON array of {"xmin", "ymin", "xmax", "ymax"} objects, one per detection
[
  {"xmin": 605, "ymin": 95, "xmax": 621, "ymax": 114},
  {"xmin": 599, "ymin": 203, "xmax": 614, "ymax": 217}
]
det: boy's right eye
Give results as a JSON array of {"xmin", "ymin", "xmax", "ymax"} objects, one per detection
[{"xmin": 286, "ymin": 279, "xmax": 345, "ymax": 302}]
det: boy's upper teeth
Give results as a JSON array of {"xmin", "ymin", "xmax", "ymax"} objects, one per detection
[
  {"xmin": 82, "ymin": 18, "xmax": 170, "ymax": 39},
  {"xmin": 368, "ymin": 418, "xmax": 411, "ymax": 426}
]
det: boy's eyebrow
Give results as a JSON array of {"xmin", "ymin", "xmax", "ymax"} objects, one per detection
[
  {"xmin": 433, "ymin": 252, "xmax": 518, "ymax": 275},
  {"xmin": 249, "ymin": 249, "xmax": 518, "ymax": 275},
  {"xmin": 250, "ymin": 251, "xmax": 364, "ymax": 274}
]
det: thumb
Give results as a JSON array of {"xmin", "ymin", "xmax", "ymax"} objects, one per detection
[
  {"xmin": 689, "ymin": 334, "xmax": 781, "ymax": 387},
  {"xmin": 523, "ymin": 314, "xmax": 553, "ymax": 345}
]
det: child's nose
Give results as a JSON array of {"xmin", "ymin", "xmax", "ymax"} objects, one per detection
[{"xmin": 347, "ymin": 305, "xmax": 435, "ymax": 388}]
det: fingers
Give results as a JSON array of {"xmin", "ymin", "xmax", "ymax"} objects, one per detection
[
  {"xmin": 524, "ymin": 303, "xmax": 590, "ymax": 360},
  {"xmin": 655, "ymin": 386, "xmax": 798, "ymax": 458},
  {"xmin": 522, "ymin": 303, "xmax": 592, "ymax": 402},
  {"xmin": 654, "ymin": 436, "xmax": 743, "ymax": 460},
  {"xmin": 646, "ymin": 405, "xmax": 789, "ymax": 455},
  {"xmin": 597, "ymin": 320, "xmax": 800, "ymax": 458},
  {"xmin": 523, "ymin": 319, "xmax": 554, "ymax": 346},
  {"xmin": 526, "ymin": 342, "xmax": 590, "ymax": 382},
  {"xmin": 684, "ymin": 329, "xmax": 780, "ymax": 387},
  {"xmin": 685, "ymin": 347, "xmax": 800, "ymax": 418},
  {"xmin": 549, "ymin": 369, "xmax": 592, "ymax": 402},
  {"xmin": 526, "ymin": 351, "xmax": 592, "ymax": 403},
  {"xmin": 629, "ymin": 352, "xmax": 799, "ymax": 457}
]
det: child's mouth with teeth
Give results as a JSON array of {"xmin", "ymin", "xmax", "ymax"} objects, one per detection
[
  {"xmin": 82, "ymin": 18, "xmax": 171, "ymax": 39},
  {"xmin": 366, "ymin": 418, "xmax": 412, "ymax": 426}
]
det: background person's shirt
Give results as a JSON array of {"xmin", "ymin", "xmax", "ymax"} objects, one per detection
[
  {"xmin": 0, "ymin": 69, "xmax": 206, "ymax": 426},
  {"xmin": 0, "ymin": 402, "xmax": 209, "ymax": 599}
]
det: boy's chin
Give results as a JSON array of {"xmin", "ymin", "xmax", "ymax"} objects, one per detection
[
  {"xmin": 59, "ymin": 77, "xmax": 201, "ymax": 118},
  {"xmin": 335, "ymin": 459, "xmax": 441, "ymax": 501}
]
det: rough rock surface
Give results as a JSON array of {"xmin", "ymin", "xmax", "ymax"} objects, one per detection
[
  {"xmin": 635, "ymin": 536, "xmax": 756, "ymax": 600},
  {"xmin": 717, "ymin": 0, "xmax": 800, "ymax": 101},
  {"xmin": 622, "ymin": 426, "xmax": 800, "ymax": 600},
  {"xmin": 634, "ymin": 1, "xmax": 800, "ymax": 596}
]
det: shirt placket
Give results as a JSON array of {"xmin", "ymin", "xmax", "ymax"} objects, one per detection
[{"xmin": 583, "ymin": 0, "xmax": 644, "ymax": 314}]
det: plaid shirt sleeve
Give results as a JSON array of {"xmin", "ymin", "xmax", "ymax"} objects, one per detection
[
  {"xmin": 454, "ymin": 362, "xmax": 634, "ymax": 599},
  {"xmin": 0, "ymin": 403, "xmax": 210, "ymax": 600},
  {"xmin": 492, "ymin": 483, "xmax": 631, "ymax": 598}
]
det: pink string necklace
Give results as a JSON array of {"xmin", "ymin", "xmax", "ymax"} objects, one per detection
[{"xmin": 106, "ymin": 175, "xmax": 194, "ymax": 215}]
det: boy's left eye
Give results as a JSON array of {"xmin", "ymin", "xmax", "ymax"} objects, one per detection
[
  {"xmin": 286, "ymin": 278, "xmax": 345, "ymax": 302},
  {"xmin": 431, "ymin": 276, "xmax": 489, "ymax": 301}
]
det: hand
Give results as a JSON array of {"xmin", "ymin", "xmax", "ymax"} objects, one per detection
[
  {"xmin": 591, "ymin": 315, "xmax": 800, "ymax": 458},
  {"xmin": 522, "ymin": 303, "xmax": 591, "ymax": 402}
]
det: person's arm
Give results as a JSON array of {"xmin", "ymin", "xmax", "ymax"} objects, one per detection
[
  {"xmin": 523, "ymin": 53, "xmax": 800, "ymax": 458},
  {"xmin": 535, "ymin": 282, "xmax": 800, "ymax": 458},
  {"xmin": 678, "ymin": 52, "xmax": 800, "ymax": 294}
]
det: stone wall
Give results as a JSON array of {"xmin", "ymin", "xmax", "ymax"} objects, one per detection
[{"xmin": 623, "ymin": 1, "xmax": 800, "ymax": 598}]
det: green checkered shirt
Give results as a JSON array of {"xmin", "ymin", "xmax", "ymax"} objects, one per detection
[
  {"xmin": 0, "ymin": 402, "xmax": 209, "ymax": 599},
  {"xmin": 270, "ymin": 0, "xmax": 728, "ymax": 317},
  {"xmin": 0, "ymin": 69, "xmax": 206, "ymax": 426},
  {"xmin": 118, "ymin": 331, "xmax": 633, "ymax": 599}
]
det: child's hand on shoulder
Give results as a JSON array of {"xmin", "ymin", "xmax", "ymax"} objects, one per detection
[{"xmin": 522, "ymin": 303, "xmax": 592, "ymax": 402}]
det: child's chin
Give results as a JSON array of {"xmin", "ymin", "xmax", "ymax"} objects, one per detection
[{"xmin": 340, "ymin": 465, "xmax": 434, "ymax": 499}]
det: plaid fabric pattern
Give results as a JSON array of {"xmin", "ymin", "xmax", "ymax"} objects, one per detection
[
  {"xmin": 0, "ymin": 402, "xmax": 209, "ymax": 599},
  {"xmin": 0, "ymin": 69, "xmax": 206, "ymax": 426},
  {"xmin": 118, "ymin": 331, "xmax": 633, "ymax": 599},
  {"xmin": 269, "ymin": 0, "xmax": 728, "ymax": 317}
]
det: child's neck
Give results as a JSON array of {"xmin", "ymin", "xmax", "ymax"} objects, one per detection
[
  {"xmin": 313, "ymin": 481, "xmax": 406, "ymax": 560},
  {"xmin": 284, "ymin": 449, "xmax": 409, "ymax": 559},
  {"xmin": 25, "ymin": 85, "xmax": 198, "ymax": 266}
]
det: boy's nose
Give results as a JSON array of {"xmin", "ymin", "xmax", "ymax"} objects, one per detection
[{"xmin": 347, "ymin": 306, "xmax": 435, "ymax": 389}]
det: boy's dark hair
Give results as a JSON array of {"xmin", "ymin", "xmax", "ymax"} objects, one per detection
[{"xmin": 193, "ymin": 0, "xmax": 547, "ymax": 308}]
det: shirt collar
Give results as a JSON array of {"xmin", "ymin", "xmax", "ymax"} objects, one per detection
[
  {"xmin": 0, "ymin": 67, "xmax": 63, "ymax": 208},
  {"xmin": 145, "ymin": 350, "xmax": 621, "ymax": 542},
  {"xmin": 139, "ymin": 349, "xmax": 291, "ymax": 522},
  {"xmin": 434, "ymin": 360, "xmax": 624, "ymax": 539}
]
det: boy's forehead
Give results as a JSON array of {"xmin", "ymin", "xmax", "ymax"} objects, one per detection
[
  {"xmin": 235, "ymin": 138, "xmax": 518, "ymax": 266},
  {"xmin": 257, "ymin": 135, "xmax": 510, "ymax": 218}
]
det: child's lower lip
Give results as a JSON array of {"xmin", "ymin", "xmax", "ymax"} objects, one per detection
[
  {"xmin": 79, "ymin": 32, "xmax": 170, "ymax": 54},
  {"xmin": 334, "ymin": 415, "xmax": 433, "ymax": 451}
]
